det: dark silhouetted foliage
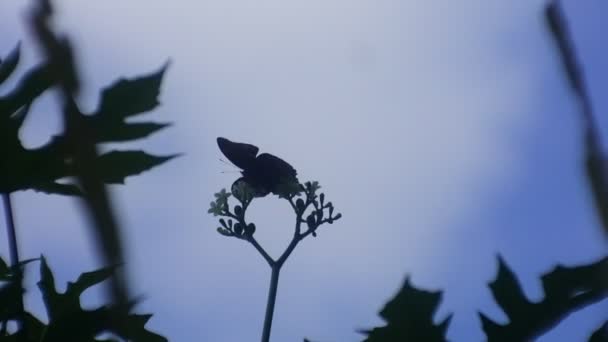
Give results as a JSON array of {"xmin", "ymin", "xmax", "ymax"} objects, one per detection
[
  {"xmin": 0, "ymin": 44, "xmax": 175, "ymax": 195},
  {"xmin": 0, "ymin": 256, "xmax": 166, "ymax": 341},
  {"xmin": 360, "ymin": 277, "xmax": 451, "ymax": 342},
  {"xmin": 479, "ymin": 256, "xmax": 607, "ymax": 341},
  {"xmin": 0, "ymin": 0, "xmax": 174, "ymax": 339}
]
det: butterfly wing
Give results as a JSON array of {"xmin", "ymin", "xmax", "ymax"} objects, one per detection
[
  {"xmin": 252, "ymin": 153, "xmax": 299, "ymax": 194},
  {"xmin": 217, "ymin": 137, "xmax": 259, "ymax": 170}
]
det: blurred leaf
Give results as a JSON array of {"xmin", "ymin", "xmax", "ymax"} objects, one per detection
[
  {"xmin": 90, "ymin": 121, "xmax": 171, "ymax": 143},
  {"xmin": 545, "ymin": 3, "xmax": 583, "ymax": 95},
  {"xmin": 111, "ymin": 313, "xmax": 168, "ymax": 342},
  {"xmin": 97, "ymin": 62, "xmax": 168, "ymax": 119},
  {"xmin": 360, "ymin": 277, "xmax": 451, "ymax": 342},
  {"xmin": 479, "ymin": 255, "xmax": 608, "ymax": 341},
  {"xmin": 589, "ymin": 321, "xmax": 608, "ymax": 342},
  {"xmin": 0, "ymin": 256, "xmax": 37, "ymax": 323},
  {"xmin": 95, "ymin": 150, "xmax": 178, "ymax": 184},
  {"xmin": 36, "ymin": 256, "xmax": 166, "ymax": 341},
  {"xmin": 0, "ymin": 63, "xmax": 55, "ymax": 118},
  {"xmin": 0, "ymin": 60, "xmax": 175, "ymax": 196},
  {"xmin": 87, "ymin": 63, "xmax": 171, "ymax": 143},
  {"xmin": 0, "ymin": 280, "xmax": 22, "ymax": 322},
  {"xmin": 0, "ymin": 42, "xmax": 20, "ymax": 85},
  {"xmin": 31, "ymin": 181, "xmax": 82, "ymax": 196}
]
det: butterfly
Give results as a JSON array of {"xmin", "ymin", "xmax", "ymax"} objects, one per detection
[{"xmin": 217, "ymin": 137, "xmax": 299, "ymax": 197}]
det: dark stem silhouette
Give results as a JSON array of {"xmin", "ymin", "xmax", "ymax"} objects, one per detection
[
  {"xmin": 2, "ymin": 193, "xmax": 25, "ymax": 330},
  {"xmin": 210, "ymin": 181, "xmax": 341, "ymax": 342},
  {"xmin": 262, "ymin": 265, "xmax": 280, "ymax": 342}
]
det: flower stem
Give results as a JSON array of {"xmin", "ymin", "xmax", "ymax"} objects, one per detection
[{"xmin": 261, "ymin": 265, "xmax": 281, "ymax": 342}]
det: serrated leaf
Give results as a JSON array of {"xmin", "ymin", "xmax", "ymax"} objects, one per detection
[
  {"xmin": 361, "ymin": 277, "xmax": 451, "ymax": 342},
  {"xmin": 111, "ymin": 313, "xmax": 168, "ymax": 342},
  {"xmin": 479, "ymin": 255, "xmax": 608, "ymax": 341},
  {"xmin": 31, "ymin": 181, "xmax": 82, "ymax": 196},
  {"xmin": 97, "ymin": 63, "xmax": 169, "ymax": 119},
  {"xmin": 95, "ymin": 150, "xmax": 178, "ymax": 184},
  {"xmin": 0, "ymin": 63, "xmax": 55, "ymax": 118},
  {"xmin": 488, "ymin": 256, "xmax": 532, "ymax": 319},
  {"xmin": 89, "ymin": 119, "xmax": 171, "ymax": 143},
  {"xmin": 0, "ymin": 42, "xmax": 20, "ymax": 85},
  {"xmin": 65, "ymin": 264, "xmax": 116, "ymax": 299},
  {"xmin": 36, "ymin": 257, "xmax": 167, "ymax": 341}
]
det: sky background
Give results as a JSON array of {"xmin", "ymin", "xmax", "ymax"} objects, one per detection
[{"xmin": 1, "ymin": 0, "xmax": 607, "ymax": 341}]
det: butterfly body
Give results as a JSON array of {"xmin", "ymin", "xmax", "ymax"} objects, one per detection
[{"xmin": 217, "ymin": 137, "xmax": 298, "ymax": 197}]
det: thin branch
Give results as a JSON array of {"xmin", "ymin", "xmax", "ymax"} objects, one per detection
[
  {"xmin": 246, "ymin": 236, "xmax": 275, "ymax": 267},
  {"xmin": 299, "ymin": 217, "xmax": 338, "ymax": 239},
  {"xmin": 2, "ymin": 193, "xmax": 25, "ymax": 330},
  {"xmin": 277, "ymin": 218, "xmax": 302, "ymax": 267},
  {"xmin": 546, "ymin": 1, "xmax": 598, "ymax": 136},
  {"xmin": 287, "ymin": 196, "xmax": 298, "ymax": 213},
  {"xmin": 29, "ymin": 0, "xmax": 129, "ymax": 308},
  {"xmin": 2, "ymin": 194, "xmax": 20, "ymax": 272},
  {"xmin": 546, "ymin": 1, "xmax": 608, "ymax": 240}
]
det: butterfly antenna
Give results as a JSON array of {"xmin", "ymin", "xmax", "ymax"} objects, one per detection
[
  {"xmin": 219, "ymin": 158, "xmax": 233, "ymax": 166},
  {"xmin": 219, "ymin": 159, "xmax": 239, "ymax": 174}
]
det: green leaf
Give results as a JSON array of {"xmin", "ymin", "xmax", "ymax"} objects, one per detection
[
  {"xmin": 0, "ymin": 42, "xmax": 20, "ymax": 85},
  {"xmin": 361, "ymin": 277, "xmax": 451, "ymax": 342},
  {"xmin": 97, "ymin": 62, "xmax": 169, "ymax": 119},
  {"xmin": 479, "ymin": 255, "xmax": 608, "ymax": 341},
  {"xmin": 95, "ymin": 150, "xmax": 179, "ymax": 184}
]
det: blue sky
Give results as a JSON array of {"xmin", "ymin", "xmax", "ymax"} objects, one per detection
[{"xmin": 1, "ymin": 0, "xmax": 607, "ymax": 341}]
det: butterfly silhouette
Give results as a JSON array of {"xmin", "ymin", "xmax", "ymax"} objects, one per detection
[{"xmin": 217, "ymin": 137, "xmax": 299, "ymax": 197}]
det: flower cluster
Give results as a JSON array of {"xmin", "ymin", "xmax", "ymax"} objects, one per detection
[{"xmin": 208, "ymin": 181, "xmax": 341, "ymax": 241}]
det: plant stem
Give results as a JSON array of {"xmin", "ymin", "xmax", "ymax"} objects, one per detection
[
  {"xmin": 2, "ymin": 193, "xmax": 25, "ymax": 330},
  {"xmin": 2, "ymin": 194, "xmax": 20, "ymax": 268},
  {"xmin": 261, "ymin": 265, "xmax": 281, "ymax": 342}
]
